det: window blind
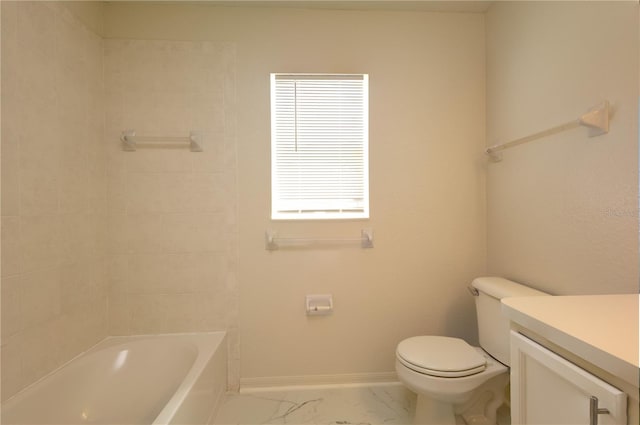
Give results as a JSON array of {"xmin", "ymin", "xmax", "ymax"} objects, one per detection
[{"xmin": 271, "ymin": 73, "xmax": 369, "ymax": 219}]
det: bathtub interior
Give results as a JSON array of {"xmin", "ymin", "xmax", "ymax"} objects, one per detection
[
  {"xmin": 1, "ymin": 332, "xmax": 227, "ymax": 425},
  {"xmin": 157, "ymin": 332, "xmax": 228, "ymax": 425}
]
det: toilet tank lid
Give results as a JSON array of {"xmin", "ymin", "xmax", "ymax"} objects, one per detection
[{"xmin": 471, "ymin": 277, "xmax": 549, "ymax": 299}]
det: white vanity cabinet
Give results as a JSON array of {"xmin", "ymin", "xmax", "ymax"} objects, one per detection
[
  {"xmin": 501, "ymin": 294, "xmax": 639, "ymax": 425},
  {"xmin": 510, "ymin": 331, "xmax": 627, "ymax": 425}
]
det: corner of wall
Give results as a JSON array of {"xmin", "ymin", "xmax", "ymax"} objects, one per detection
[{"xmin": 59, "ymin": 1, "xmax": 105, "ymax": 37}]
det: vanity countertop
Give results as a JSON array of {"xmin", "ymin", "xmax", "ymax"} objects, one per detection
[{"xmin": 501, "ymin": 294, "xmax": 639, "ymax": 388}]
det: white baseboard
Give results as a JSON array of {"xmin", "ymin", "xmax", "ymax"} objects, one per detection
[{"xmin": 239, "ymin": 371, "xmax": 399, "ymax": 393}]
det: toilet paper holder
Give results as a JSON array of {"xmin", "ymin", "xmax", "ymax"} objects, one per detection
[{"xmin": 306, "ymin": 294, "xmax": 333, "ymax": 316}]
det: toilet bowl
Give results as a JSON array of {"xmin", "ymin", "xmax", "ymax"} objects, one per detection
[
  {"xmin": 396, "ymin": 337, "xmax": 508, "ymax": 425},
  {"xmin": 396, "ymin": 277, "xmax": 549, "ymax": 425}
]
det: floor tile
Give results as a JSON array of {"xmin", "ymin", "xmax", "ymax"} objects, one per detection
[{"xmin": 212, "ymin": 384, "xmax": 416, "ymax": 425}]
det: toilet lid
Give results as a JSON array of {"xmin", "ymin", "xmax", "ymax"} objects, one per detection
[{"xmin": 396, "ymin": 336, "xmax": 486, "ymax": 378}]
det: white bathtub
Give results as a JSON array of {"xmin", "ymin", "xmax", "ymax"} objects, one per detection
[{"xmin": 1, "ymin": 332, "xmax": 227, "ymax": 425}]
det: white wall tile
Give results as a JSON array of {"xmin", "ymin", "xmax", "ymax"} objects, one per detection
[
  {"xmin": 126, "ymin": 149, "xmax": 194, "ymax": 174},
  {"xmin": 58, "ymin": 168, "xmax": 90, "ymax": 214},
  {"xmin": 19, "ymin": 215, "xmax": 62, "ymax": 272},
  {"xmin": 60, "ymin": 259, "xmax": 107, "ymax": 314},
  {"xmin": 107, "ymin": 290, "xmax": 130, "ymax": 335},
  {"xmin": 160, "ymin": 213, "xmax": 224, "ymax": 253},
  {"xmin": 104, "ymin": 39, "xmax": 238, "ymax": 360},
  {"xmin": 1, "ymin": 1, "xmax": 18, "ymax": 47},
  {"xmin": 127, "ymin": 293, "xmax": 167, "ymax": 334},
  {"xmin": 1, "ymin": 337, "xmax": 24, "ymax": 400},
  {"xmin": 17, "ymin": 2, "xmax": 56, "ymax": 58},
  {"xmin": 20, "ymin": 269, "xmax": 61, "ymax": 329},
  {"xmin": 1, "ymin": 1, "xmax": 108, "ymax": 400},
  {"xmin": 2, "ymin": 217, "xmax": 22, "ymax": 277},
  {"xmin": 55, "ymin": 6, "xmax": 87, "ymax": 70},
  {"xmin": 18, "ymin": 123, "xmax": 60, "ymax": 216},
  {"xmin": 127, "ymin": 252, "xmax": 226, "ymax": 294},
  {"xmin": 1, "ymin": 113, "xmax": 21, "ymax": 218},
  {"xmin": 19, "ymin": 319, "xmax": 65, "ymax": 385},
  {"xmin": 107, "ymin": 170, "xmax": 127, "ymax": 214},
  {"xmin": 125, "ymin": 214, "xmax": 165, "ymax": 254},
  {"xmin": 1, "ymin": 276, "xmax": 23, "ymax": 338}
]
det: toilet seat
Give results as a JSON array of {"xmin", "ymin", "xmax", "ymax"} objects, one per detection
[{"xmin": 396, "ymin": 336, "xmax": 486, "ymax": 378}]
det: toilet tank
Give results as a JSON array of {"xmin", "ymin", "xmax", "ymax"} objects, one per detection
[{"xmin": 471, "ymin": 277, "xmax": 549, "ymax": 366}]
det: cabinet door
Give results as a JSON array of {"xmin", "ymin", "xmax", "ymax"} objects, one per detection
[{"xmin": 510, "ymin": 331, "xmax": 627, "ymax": 425}]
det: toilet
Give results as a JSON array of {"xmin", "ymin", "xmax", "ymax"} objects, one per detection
[{"xmin": 396, "ymin": 277, "xmax": 548, "ymax": 425}]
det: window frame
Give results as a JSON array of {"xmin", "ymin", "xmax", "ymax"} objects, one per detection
[{"xmin": 270, "ymin": 73, "xmax": 370, "ymax": 221}]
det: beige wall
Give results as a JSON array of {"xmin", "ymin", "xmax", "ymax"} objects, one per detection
[
  {"xmin": 104, "ymin": 3, "xmax": 487, "ymax": 384},
  {"xmin": 1, "ymin": 1, "xmax": 108, "ymax": 400},
  {"xmin": 485, "ymin": 2, "xmax": 639, "ymax": 295},
  {"xmin": 103, "ymin": 38, "xmax": 239, "ymax": 387}
]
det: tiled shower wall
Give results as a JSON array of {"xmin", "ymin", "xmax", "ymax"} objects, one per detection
[
  {"xmin": 1, "ymin": 4, "xmax": 239, "ymax": 398},
  {"xmin": 1, "ymin": 2, "xmax": 108, "ymax": 400},
  {"xmin": 103, "ymin": 40, "xmax": 239, "ymax": 387}
]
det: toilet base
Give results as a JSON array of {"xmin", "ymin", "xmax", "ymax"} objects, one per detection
[
  {"xmin": 457, "ymin": 372, "xmax": 509, "ymax": 425},
  {"xmin": 414, "ymin": 395, "xmax": 456, "ymax": 425},
  {"xmin": 412, "ymin": 373, "xmax": 509, "ymax": 425}
]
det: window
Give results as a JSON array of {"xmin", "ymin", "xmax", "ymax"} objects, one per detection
[{"xmin": 270, "ymin": 73, "xmax": 369, "ymax": 220}]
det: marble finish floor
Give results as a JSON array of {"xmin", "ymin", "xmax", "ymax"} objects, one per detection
[{"xmin": 211, "ymin": 383, "xmax": 416, "ymax": 425}]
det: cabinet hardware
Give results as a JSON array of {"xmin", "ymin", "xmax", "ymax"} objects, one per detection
[{"xmin": 590, "ymin": 396, "xmax": 610, "ymax": 425}]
